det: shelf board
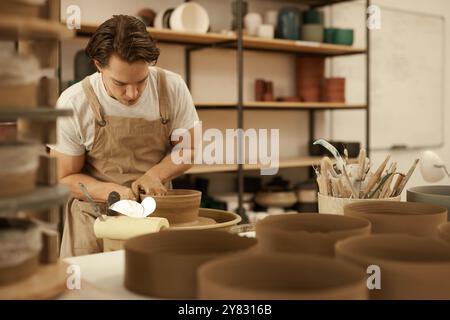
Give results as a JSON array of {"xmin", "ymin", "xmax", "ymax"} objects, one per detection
[
  {"xmin": 0, "ymin": 14, "xmax": 74, "ymax": 40},
  {"xmin": 195, "ymin": 102, "xmax": 367, "ymax": 110},
  {"xmin": 0, "ymin": 108, "xmax": 73, "ymax": 121},
  {"xmin": 186, "ymin": 156, "xmax": 324, "ymax": 174},
  {"xmin": 0, "ymin": 185, "xmax": 70, "ymax": 216},
  {"xmin": 256, "ymin": 0, "xmax": 357, "ymax": 7},
  {"xmin": 242, "ymin": 36, "xmax": 365, "ymax": 55},
  {"xmin": 77, "ymin": 24, "xmax": 365, "ymax": 57}
]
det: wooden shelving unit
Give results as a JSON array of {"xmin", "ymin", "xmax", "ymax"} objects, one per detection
[
  {"xmin": 186, "ymin": 156, "xmax": 325, "ymax": 174},
  {"xmin": 0, "ymin": 14, "xmax": 73, "ymax": 40},
  {"xmin": 78, "ymin": 24, "xmax": 365, "ymax": 57},
  {"xmin": 195, "ymin": 101, "xmax": 367, "ymax": 110}
]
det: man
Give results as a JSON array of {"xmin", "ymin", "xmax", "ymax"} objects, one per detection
[{"xmin": 49, "ymin": 15, "xmax": 198, "ymax": 257}]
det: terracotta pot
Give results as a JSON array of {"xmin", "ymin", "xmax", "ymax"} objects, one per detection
[
  {"xmin": 124, "ymin": 230, "xmax": 257, "ymax": 299},
  {"xmin": 318, "ymin": 193, "xmax": 401, "ymax": 215},
  {"xmin": 256, "ymin": 213, "xmax": 371, "ymax": 256},
  {"xmin": 140, "ymin": 189, "xmax": 201, "ymax": 224},
  {"xmin": 0, "ymin": 218, "xmax": 42, "ymax": 286},
  {"xmin": 198, "ymin": 252, "xmax": 368, "ymax": 300},
  {"xmin": 344, "ymin": 201, "xmax": 448, "ymax": 237},
  {"xmin": 407, "ymin": 185, "xmax": 450, "ymax": 221},
  {"xmin": 438, "ymin": 222, "xmax": 450, "ymax": 244},
  {"xmin": 335, "ymin": 234, "xmax": 450, "ymax": 299}
]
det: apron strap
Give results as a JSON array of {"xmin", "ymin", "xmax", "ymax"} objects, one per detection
[
  {"xmin": 155, "ymin": 67, "xmax": 171, "ymax": 125},
  {"xmin": 81, "ymin": 76, "xmax": 107, "ymax": 127}
]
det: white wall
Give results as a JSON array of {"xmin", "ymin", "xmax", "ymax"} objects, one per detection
[
  {"xmin": 327, "ymin": 0, "xmax": 450, "ymax": 198},
  {"xmin": 59, "ymin": 0, "xmax": 450, "ymax": 195}
]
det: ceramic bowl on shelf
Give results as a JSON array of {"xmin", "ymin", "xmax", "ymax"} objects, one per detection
[
  {"xmin": 170, "ymin": 2, "xmax": 210, "ymax": 34},
  {"xmin": 254, "ymin": 189, "xmax": 297, "ymax": 208}
]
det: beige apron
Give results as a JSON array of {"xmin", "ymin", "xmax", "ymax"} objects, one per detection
[{"xmin": 60, "ymin": 67, "xmax": 172, "ymax": 258}]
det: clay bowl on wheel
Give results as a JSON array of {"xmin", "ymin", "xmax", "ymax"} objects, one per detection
[{"xmin": 140, "ymin": 189, "xmax": 201, "ymax": 224}]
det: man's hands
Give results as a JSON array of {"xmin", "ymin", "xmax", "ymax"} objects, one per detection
[{"xmin": 131, "ymin": 172, "xmax": 167, "ymax": 196}]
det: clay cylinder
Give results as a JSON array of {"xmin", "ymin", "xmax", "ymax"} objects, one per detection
[
  {"xmin": 336, "ymin": 234, "xmax": 450, "ymax": 299},
  {"xmin": 256, "ymin": 213, "xmax": 371, "ymax": 256},
  {"xmin": 438, "ymin": 222, "xmax": 450, "ymax": 244},
  {"xmin": 140, "ymin": 189, "xmax": 201, "ymax": 224},
  {"xmin": 344, "ymin": 201, "xmax": 448, "ymax": 237},
  {"xmin": 198, "ymin": 253, "xmax": 368, "ymax": 300},
  {"xmin": 124, "ymin": 230, "xmax": 257, "ymax": 299}
]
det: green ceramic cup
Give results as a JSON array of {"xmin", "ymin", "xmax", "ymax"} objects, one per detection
[
  {"xmin": 334, "ymin": 29, "xmax": 354, "ymax": 46},
  {"xmin": 324, "ymin": 28, "xmax": 338, "ymax": 43}
]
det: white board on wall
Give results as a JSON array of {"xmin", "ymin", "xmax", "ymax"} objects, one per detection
[{"xmin": 330, "ymin": 2, "xmax": 445, "ymax": 150}]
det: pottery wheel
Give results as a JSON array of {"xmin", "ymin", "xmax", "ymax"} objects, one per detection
[{"xmin": 169, "ymin": 216, "xmax": 216, "ymax": 228}]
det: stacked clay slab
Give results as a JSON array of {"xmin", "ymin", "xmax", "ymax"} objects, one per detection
[
  {"xmin": 124, "ymin": 230, "xmax": 256, "ymax": 299},
  {"xmin": 197, "ymin": 253, "xmax": 368, "ymax": 300},
  {"xmin": 255, "ymin": 213, "xmax": 371, "ymax": 256},
  {"xmin": 335, "ymin": 234, "xmax": 450, "ymax": 299}
]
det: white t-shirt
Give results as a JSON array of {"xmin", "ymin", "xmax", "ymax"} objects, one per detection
[{"xmin": 48, "ymin": 67, "xmax": 199, "ymax": 156}]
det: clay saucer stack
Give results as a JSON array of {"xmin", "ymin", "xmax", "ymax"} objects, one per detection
[
  {"xmin": 323, "ymin": 78, "xmax": 345, "ymax": 102},
  {"xmin": 296, "ymin": 56, "xmax": 324, "ymax": 102},
  {"xmin": 124, "ymin": 230, "xmax": 257, "ymax": 299},
  {"xmin": 197, "ymin": 253, "xmax": 368, "ymax": 300},
  {"xmin": 336, "ymin": 234, "xmax": 450, "ymax": 299},
  {"xmin": 344, "ymin": 201, "xmax": 448, "ymax": 237},
  {"xmin": 0, "ymin": 218, "xmax": 42, "ymax": 285},
  {"xmin": 255, "ymin": 213, "xmax": 371, "ymax": 256}
]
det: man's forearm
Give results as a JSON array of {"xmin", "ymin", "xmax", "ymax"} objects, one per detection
[
  {"xmin": 146, "ymin": 150, "xmax": 194, "ymax": 184},
  {"xmin": 60, "ymin": 173, "xmax": 127, "ymax": 202}
]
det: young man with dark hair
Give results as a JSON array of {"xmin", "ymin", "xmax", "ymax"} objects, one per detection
[{"xmin": 49, "ymin": 15, "xmax": 199, "ymax": 257}]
